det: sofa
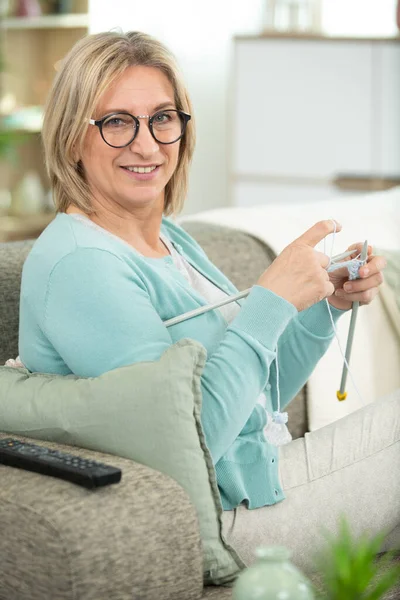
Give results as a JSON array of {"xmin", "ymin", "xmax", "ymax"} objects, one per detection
[
  {"xmin": 0, "ymin": 221, "xmax": 309, "ymax": 600},
  {"xmin": 0, "ymin": 219, "xmax": 398, "ymax": 600}
]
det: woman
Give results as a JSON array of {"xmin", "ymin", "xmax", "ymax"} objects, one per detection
[{"xmin": 19, "ymin": 31, "xmax": 398, "ymax": 573}]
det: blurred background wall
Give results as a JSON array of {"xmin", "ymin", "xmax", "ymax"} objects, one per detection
[
  {"xmin": 0, "ymin": 0, "xmax": 399, "ymax": 241},
  {"xmin": 89, "ymin": 0, "xmax": 266, "ymax": 215},
  {"xmin": 89, "ymin": 0, "xmax": 400, "ymax": 215}
]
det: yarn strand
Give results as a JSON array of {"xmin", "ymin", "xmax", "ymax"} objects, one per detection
[
  {"xmin": 264, "ymin": 221, "xmax": 367, "ymax": 447},
  {"xmin": 263, "ymin": 346, "xmax": 293, "ymax": 446}
]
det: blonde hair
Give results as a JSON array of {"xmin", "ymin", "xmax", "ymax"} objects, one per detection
[{"xmin": 42, "ymin": 31, "xmax": 195, "ymax": 216}]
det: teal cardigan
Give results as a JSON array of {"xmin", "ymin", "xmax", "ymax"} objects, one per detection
[{"xmin": 19, "ymin": 213, "xmax": 343, "ymax": 510}]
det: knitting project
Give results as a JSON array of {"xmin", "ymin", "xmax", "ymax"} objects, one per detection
[
  {"xmin": 327, "ymin": 257, "xmax": 365, "ymax": 280},
  {"xmin": 264, "ymin": 254, "xmax": 367, "ymax": 447}
]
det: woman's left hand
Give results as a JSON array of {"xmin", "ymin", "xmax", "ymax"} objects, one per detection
[{"xmin": 327, "ymin": 243, "xmax": 387, "ymax": 311}]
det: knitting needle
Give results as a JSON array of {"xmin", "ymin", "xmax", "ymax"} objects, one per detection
[
  {"xmin": 330, "ymin": 249, "xmax": 357, "ymax": 263},
  {"xmin": 164, "ymin": 288, "xmax": 251, "ymax": 327},
  {"xmin": 164, "ymin": 249, "xmax": 356, "ymax": 328},
  {"xmin": 336, "ymin": 240, "xmax": 369, "ymax": 401}
]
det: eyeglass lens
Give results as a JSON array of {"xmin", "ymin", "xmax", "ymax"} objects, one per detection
[{"xmin": 101, "ymin": 110, "xmax": 185, "ymax": 147}]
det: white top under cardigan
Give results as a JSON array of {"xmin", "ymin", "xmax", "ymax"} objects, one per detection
[{"xmin": 70, "ymin": 214, "xmax": 269, "ymax": 410}]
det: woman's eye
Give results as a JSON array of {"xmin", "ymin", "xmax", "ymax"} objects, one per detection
[
  {"xmin": 104, "ymin": 117, "xmax": 131, "ymax": 128},
  {"xmin": 154, "ymin": 112, "xmax": 171, "ymax": 123}
]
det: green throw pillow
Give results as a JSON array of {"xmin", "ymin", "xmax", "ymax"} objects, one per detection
[{"xmin": 0, "ymin": 338, "xmax": 244, "ymax": 584}]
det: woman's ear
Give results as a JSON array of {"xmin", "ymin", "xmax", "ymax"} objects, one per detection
[{"xmin": 72, "ymin": 145, "xmax": 80, "ymax": 164}]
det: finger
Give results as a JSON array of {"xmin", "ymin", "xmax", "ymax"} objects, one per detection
[
  {"xmin": 295, "ymin": 219, "xmax": 342, "ymax": 248},
  {"xmin": 359, "ymin": 255, "xmax": 387, "ymax": 278},
  {"xmin": 345, "ymin": 243, "xmax": 373, "ymax": 257},
  {"xmin": 335, "ymin": 286, "xmax": 380, "ymax": 304},
  {"xmin": 343, "ymin": 272, "xmax": 384, "ymax": 293},
  {"xmin": 328, "ymin": 264, "xmax": 350, "ymax": 278},
  {"xmin": 314, "ymin": 250, "xmax": 331, "ymax": 269},
  {"xmin": 326, "ymin": 281, "xmax": 335, "ymax": 298}
]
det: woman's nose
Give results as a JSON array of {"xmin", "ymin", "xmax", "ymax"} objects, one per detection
[{"xmin": 128, "ymin": 120, "xmax": 159, "ymax": 157}]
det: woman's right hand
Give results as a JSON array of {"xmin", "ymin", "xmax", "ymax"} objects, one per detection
[{"xmin": 256, "ymin": 220, "xmax": 341, "ymax": 312}]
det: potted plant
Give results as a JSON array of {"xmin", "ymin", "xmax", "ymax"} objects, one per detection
[{"xmin": 312, "ymin": 515, "xmax": 400, "ymax": 599}]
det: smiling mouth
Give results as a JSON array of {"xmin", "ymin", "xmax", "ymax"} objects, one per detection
[{"xmin": 121, "ymin": 165, "xmax": 159, "ymax": 174}]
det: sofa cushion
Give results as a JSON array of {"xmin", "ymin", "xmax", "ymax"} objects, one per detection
[
  {"xmin": 0, "ymin": 339, "xmax": 244, "ymax": 586},
  {"xmin": 377, "ymin": 248, "xmax": 400, "ymax": 324}
]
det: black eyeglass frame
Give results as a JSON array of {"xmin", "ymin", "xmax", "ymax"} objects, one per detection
[{"xmin": 88, "ymin": 109, "xmax": 191, "ymax": 148}]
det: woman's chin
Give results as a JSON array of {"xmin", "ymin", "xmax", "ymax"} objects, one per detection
[{"xmin": 120, "ymin": 192, "xmax": 164, "ymax": 209}]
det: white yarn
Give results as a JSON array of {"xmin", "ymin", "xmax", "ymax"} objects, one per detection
[
  {"xmin": 5, "ymin": 356, "xmax": 24, "ymax": 368},
  {"xmin": 263, "ymin": 347, "xmax": 292, "ymax": 446},
  {"xmin": 327, "ymin": 257, "xmax": 364, "ymax": 280},
  {"xmin": 264, "ymin": 221, "xmax": 368, "ymax": 447}
]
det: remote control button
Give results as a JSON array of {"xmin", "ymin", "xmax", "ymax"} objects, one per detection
[
  {"xmin": 44, "ymin": 454, "xmax": 63, "ymax": 461},
  {"xmin": 3, "ymin": 440, "xmax": 20, "ymax": 447},
  {"xmin": 20, "ymin": 448, "xmax": 39, "ymax": 455}
]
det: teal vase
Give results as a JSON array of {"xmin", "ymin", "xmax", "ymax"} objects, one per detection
[{"xmin": 232, "ymin": 546, "xmax": 315, "ymax": 600}]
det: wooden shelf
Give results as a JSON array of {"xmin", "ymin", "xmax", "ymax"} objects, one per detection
[
  {"xmin": 0, "ymin": 2, "xmax": 88, "ymax": 195},
  {"xmin": 1, "ymin": 107, "xmax": 44, "ymax": 133},
  {"xmin": 235, "ymin": 31, "xmax": 400, "ymax": 43},
  {"xmin": 1, "ymin": 13, "xmax": 89, "ymax": 30},
  {"xmin": 0, "ymin": 213, "xmax": 55, "ymax": 242},
  {"xmin": 1, "ymin": 124, "xmax": 42, "ymax": 133},
  {"xmin": 333, "ymin": 175, "xmax": 400, "ymax": 193}
]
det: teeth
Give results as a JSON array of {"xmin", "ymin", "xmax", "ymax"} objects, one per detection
[{"xmin": 126, "ymin": 166, "xmax": 157, "ymax": 173}]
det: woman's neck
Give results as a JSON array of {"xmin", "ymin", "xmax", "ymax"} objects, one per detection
[{"xmin": 65, "ymin": 204, "xmax": 171, "ymax": 258}]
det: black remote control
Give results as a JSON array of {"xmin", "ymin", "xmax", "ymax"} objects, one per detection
[{"xmin": 0, "ymin": 438, "xmax": 122, "ymax": 489}]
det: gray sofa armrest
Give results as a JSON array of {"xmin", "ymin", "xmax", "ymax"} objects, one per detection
[
  {"xmin": 0, "ymin": 434, "xmax": 203, "ymax": 600},
  {"xmin": 0, "ymin": 241, "xmax": 33, "ymax": 366}
]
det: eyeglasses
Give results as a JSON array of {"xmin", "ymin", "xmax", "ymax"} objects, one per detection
[{"xmin": 88, "ymin": 109, "xmax": 191, "ymax": 148}]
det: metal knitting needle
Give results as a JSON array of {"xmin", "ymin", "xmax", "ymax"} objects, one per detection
[
  {"xmin": 164, "ymin": 288, "xmax": 250, "ymax": 327},
  {"xmin": 336, "ymin": 240, "xmax": 369, "ymax": 401},
  {"xmin": 330, "ymin": 248, "xmax": 358, "ymax": 263},
  {"xmin": 164, "ymin": 249, "xmax": 356, "ymax": 328}
]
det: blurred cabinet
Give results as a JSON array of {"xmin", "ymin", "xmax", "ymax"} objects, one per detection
[
  {"xmin": 231, "ymin": 34, "xmax": 400, "ymax": 206},
  {"xmin": 0, "ymin": 0, "xmax": 88, "ymax": 222}
]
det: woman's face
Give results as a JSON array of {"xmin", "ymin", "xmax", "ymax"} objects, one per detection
[{"xmin": 80, "ymin": 65, "xmax": 181, "ymax": 213}]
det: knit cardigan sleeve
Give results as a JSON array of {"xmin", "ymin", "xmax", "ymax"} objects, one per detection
[
  {"xmin": 40, "ymin": 247, "xmax": 297, "ymax": 464},
  {"xmin": 271, "ymin": 301, "xmax": 345, "ymax": 411}
]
